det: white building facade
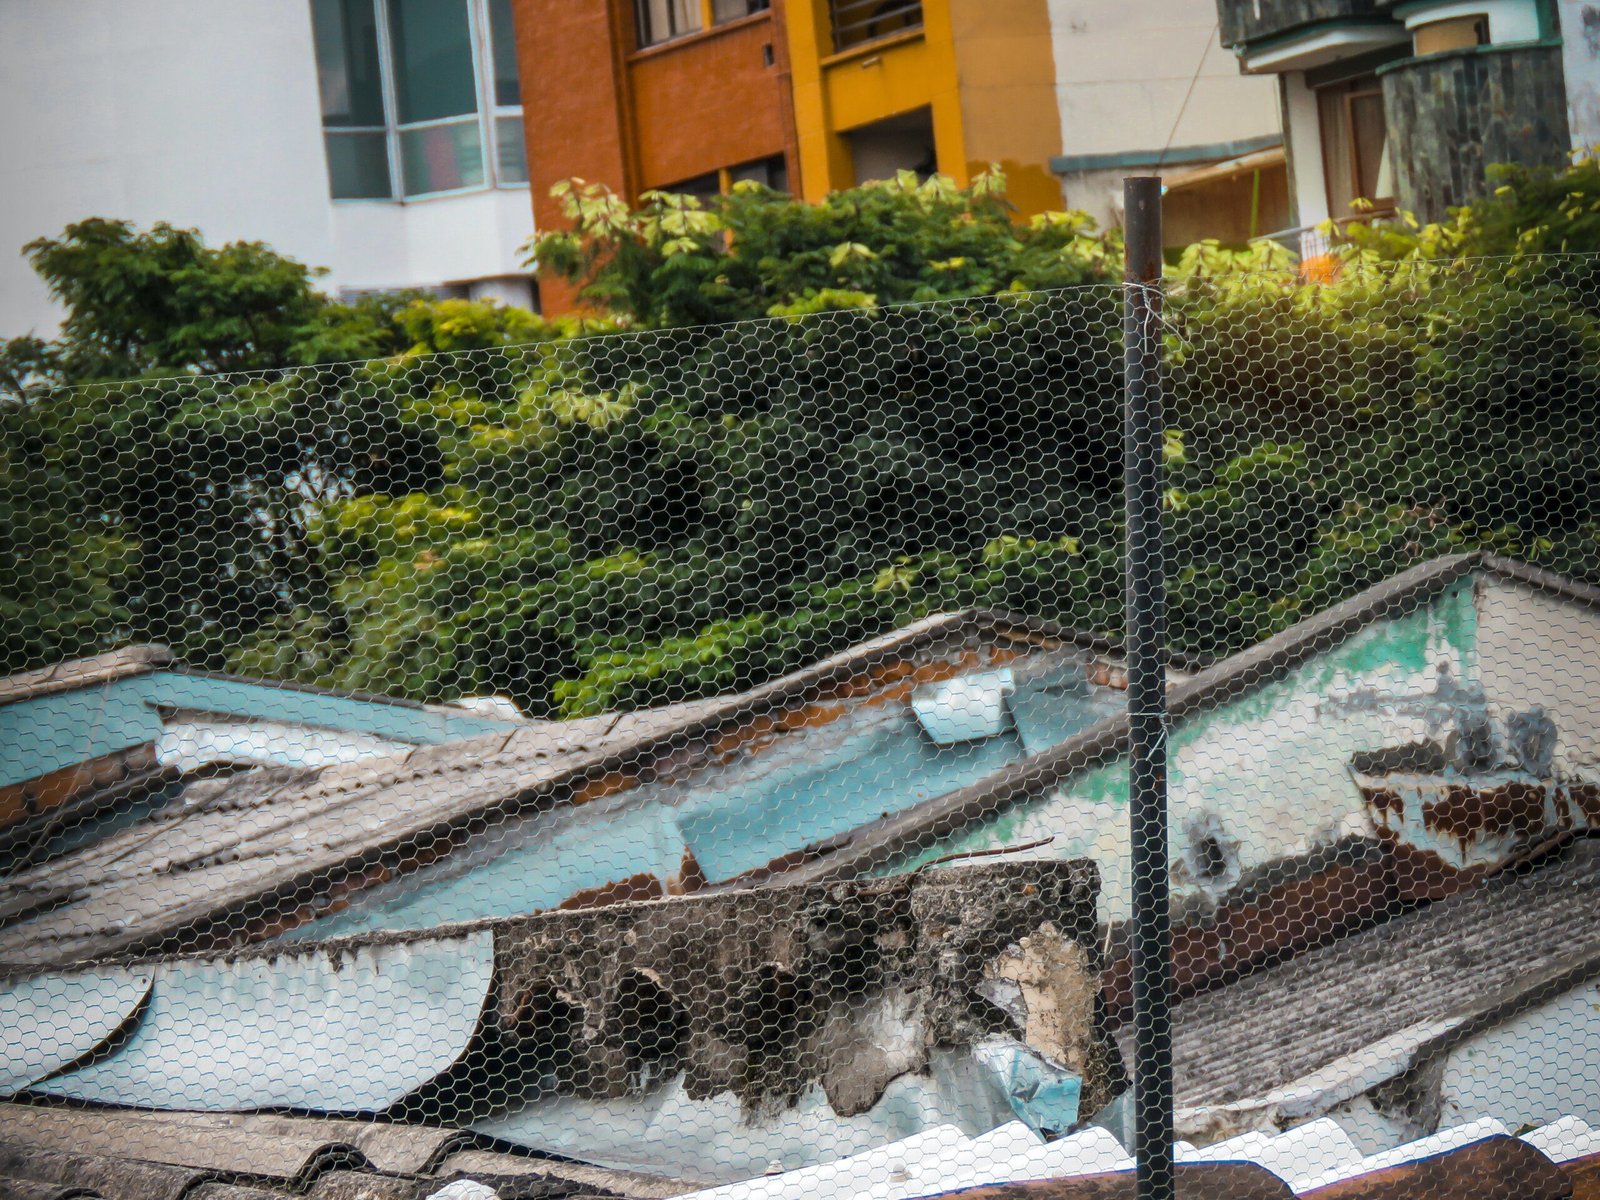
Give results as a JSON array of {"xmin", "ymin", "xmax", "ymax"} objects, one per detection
[
  {"xmin": 1046, "ymin": 0, "xmax": 1288, "ymax": 245},
  {"xmin": 0, "ymin": 0, "xmax": 536, "ymax": 339}
]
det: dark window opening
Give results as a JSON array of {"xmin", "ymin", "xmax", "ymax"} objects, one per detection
[
  {"xmin": 660, "ymin": 170, "xmax": 723, "ymax": 200},
  {"xmin": 829, "ymin": 0, "xmax": 922, "ymax": 51},
  {"xmin": 730, "ymin": 154, "xmax": 788, "ymax": 193},
  {"xmin": 636, "ymin": 0, "xmax": 702, "ymax": 47},
  {"xmin": 714, "ymin": 0, "xmax": 771, "ymax": 23},
  {"xmin": 846, "ymin": 107, "xmax": 936, "ymax": 185}
]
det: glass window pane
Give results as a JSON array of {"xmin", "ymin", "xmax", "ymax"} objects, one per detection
[
  {"xmin": 325, "ymin": 131, "xmax": 392, "ymax": 198},
  {"xmin": 388, "ymin": 0, "xmax": 478, "ymax": 123},
  {"xmin": 311, "ymin": 0, "xmax": 385, "ymax": 127},
  {"xmin": 713, "ymin": 0, "xmax": 769, "ymax": 22},
  {"xmin": 1317, "ymin": 84, "xmax": 1355, "ymax": 216},
  {"xmin": 488, "ymin": 0, "xmax": 521, "ymax": 107},
  {"xmin": 637, "ymin": 0, "xmax": 702, "ymax": 46},
  {"xmin": 1350, "ymin": 93, "xmax": 1390, "ymax": 203},
  {"xmin": 664, "ymin": 170, "xmax": 721, "ymax": 200},
  {"xmin": 400, "ymin": 118, "xmax": 485, "ymax": 195},
  {"xmin": 495, "ymin": 114, "xmax": 527, "ymax": 183}
]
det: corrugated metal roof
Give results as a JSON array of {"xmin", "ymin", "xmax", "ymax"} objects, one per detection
[
  {"xmin": 0, "ymin": 611, "xmax": 1094, "ymax": 968},
  {"xmin": 0, "ymin": 662, "xmax": 523, "ymax": 792},
  {"xmin": 1163, "ymin": 840, "xmax": 1600, "ymax": 1115},
  {"xmin": 31, "ymin": 932, "xmax": 492, "ymax": 1111},
  {"xmin": 0, "ymin": 965, "xmax": 151, "ymax": 1095},
  {"xmin": 0, "ymin": 1103, "xmax": 666, "ymax": 1199},
  {"xmin": 666, "ymin": 1115, "xmax": 1600, "ymax": 1200},
  {"xmin": 0, "ymin": 1105, "xmax": 468, "ymax": 1179}
]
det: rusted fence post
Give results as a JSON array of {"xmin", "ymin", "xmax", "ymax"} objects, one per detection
[{"xmin": 1123, "ymin": 174, "xmax": 1174, "ymax": 1200}]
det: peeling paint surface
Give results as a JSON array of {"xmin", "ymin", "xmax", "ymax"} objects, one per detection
[
  {"xmin": 291, "ymin": 649, "xmax": 1119, "ymax": 937},
  {"xmin": 893, "ymin": 582, "xmax": 1485, "ymax": 922},
  {"xmin": 32, "ymin": 932, "xmax": 493, "ymax": 1111},
  {"xmin": 1561, "ymin": 1, "xmax": 1600, "ymax": 152},
  {"xmin": 1359, "ymin": 768, "xmax": 1598, "ymax": 875},
  {"xmin": 0, "ymin": 967, "xmax": 153, "ymax": 1095},
  {"xmin": 288, "ymin": 802, "xmax": 693, "ymax": 940}
]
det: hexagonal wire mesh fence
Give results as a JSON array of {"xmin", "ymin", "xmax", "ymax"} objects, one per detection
[{"xmin": 2, "ymin": 249, "xmax": 1600, "ymax": 1200}]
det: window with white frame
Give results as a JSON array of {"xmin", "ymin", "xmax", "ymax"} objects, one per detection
[{"xmin": 311, "ymin": 0, "xmax": 527, "ymax": 201}]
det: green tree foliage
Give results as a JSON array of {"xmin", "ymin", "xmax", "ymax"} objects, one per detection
[
  {"xmin": 6, "ymin": 166, "xmax": 1600, "ymax": 716},
  {"xmin": 1, "ymin": 220, "xmax": 569, "ymax": 670},
  {"xmin": 1340, "ymin": 154, "xmax": 1600, "ymax": 261},
  {"xmin": 531, "ymin": 168, "xmax": 1116, "ymax": 326}
]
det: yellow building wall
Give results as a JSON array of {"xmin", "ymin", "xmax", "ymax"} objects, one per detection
[
  {"xmin": 947, "ymin": 0, "xmax": 1064, "ymax": 217},
  {"xmin": 782, "ymin": 0, "xmax": 1062, "ymax": 216}
]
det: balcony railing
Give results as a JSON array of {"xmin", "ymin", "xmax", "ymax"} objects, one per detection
[
  {"xmin": 829, "ymin": 0, "xmax": 922, "ymax": 52},
  {"xmin": 1216, "ymin": 0, "xmax": 1380, "ymax": 49}
]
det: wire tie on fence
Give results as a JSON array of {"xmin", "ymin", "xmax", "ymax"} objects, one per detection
[{"xmin": 1127, "ymin": 710, "xmax": 1170, "ymax": 753}]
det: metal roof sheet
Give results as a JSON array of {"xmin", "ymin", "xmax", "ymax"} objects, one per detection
[
  {"xmin": 30, "ymin": 932, "xmax": 492, "ymax": 1112},
  {"xmin": 0, "ymin": 646, "xmax": 174, "ymax": 707},
  {"xmin": 0, "ymin": 611, "xmax": 1079, "ymax": 968},
  {"xmin": 0, "ymin": 965, "xmax": 152, "ymax": 1095},
  {"xmin": 0, "ymin": 1105, "xmax": 470, "ymax": 1179},
  {"xmin": 911, "ymin": 669, "xmax": 1016, "ymax": 744},
  {"xmin": 1163, "ymin": 840, "xmax": 1600, "ymax": 1116}
]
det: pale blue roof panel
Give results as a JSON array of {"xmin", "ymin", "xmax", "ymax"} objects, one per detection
[
  {"xmin": 0, "ymin": 967, "xmax": 153, "ymax": 1096},
  {"xmin": 32, "ymin": 932, "xmax": 492, "ymax": 1111}
]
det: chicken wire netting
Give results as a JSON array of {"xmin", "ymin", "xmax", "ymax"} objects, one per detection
[{"xmin": 2, "ymin": 254, "xmax": 1599, "ymax": 1200}]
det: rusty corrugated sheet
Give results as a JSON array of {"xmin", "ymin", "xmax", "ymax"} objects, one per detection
[
  {"xmin": 903, "ymin": 1161, "xmax": 1292, "ymax": 1198},
  {"xmin": 1569, "ymin": 1150, "xmax": 1600, "ymax": 1200},
  {"xmin": 1296, "ymin": 1135, "xmax": 1569, "ymax": 1199}
]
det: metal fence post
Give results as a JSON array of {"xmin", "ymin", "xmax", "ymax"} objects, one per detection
[{"xmin": 1123, "ymin": 175, "xmax": 1174, "ymax": 1200}]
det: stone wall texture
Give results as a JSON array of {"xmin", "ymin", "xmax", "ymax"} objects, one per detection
[{"xmin": 1383, "ymin": 44, "xmax": 1572, "ymax": 222}]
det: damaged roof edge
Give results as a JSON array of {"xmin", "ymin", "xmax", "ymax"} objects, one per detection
[
  {"xmin": 0, "ymin": 609, "xmax": 1107, "ymax": 969},
  {"xmin": 761, "ymin": 552, "xmax": 1508, "ymax": 888},
  {"xmin": 1479, "ymin": 553, "xmax": 1600, "ymax": 610},
  {"xmin": 4, "ymin": 860, "xmax": 1115, "ymax": 1158},
  {"xmin": 0, "ymin": 646, "xmax": 175, "ymax": 707}
]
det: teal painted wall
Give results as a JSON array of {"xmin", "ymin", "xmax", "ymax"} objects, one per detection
[{"xmin": 889, "ymin": 581, "xmax": 1480, "ymax": 922}]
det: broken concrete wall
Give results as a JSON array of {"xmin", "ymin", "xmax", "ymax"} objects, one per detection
[
  {"xmin": 472, "ymin": 858, "xmax": 1118, "ymax": 1122},
  {"xmin": 3, "ymin": 860, "xmax": 1118, "ymax": 1181}
]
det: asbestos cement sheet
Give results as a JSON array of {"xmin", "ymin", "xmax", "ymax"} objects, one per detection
[
  {"xmin": 474, "ymin": 1047, "xmax": 1016, "ymax": 1183},
  {"xmin": 32, "ymin": 931, "xmax": 492, "ymax": 1111},
  {"xmin": 0, "ymin": 967, "xmax": 153, "ymax": 1095}
]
